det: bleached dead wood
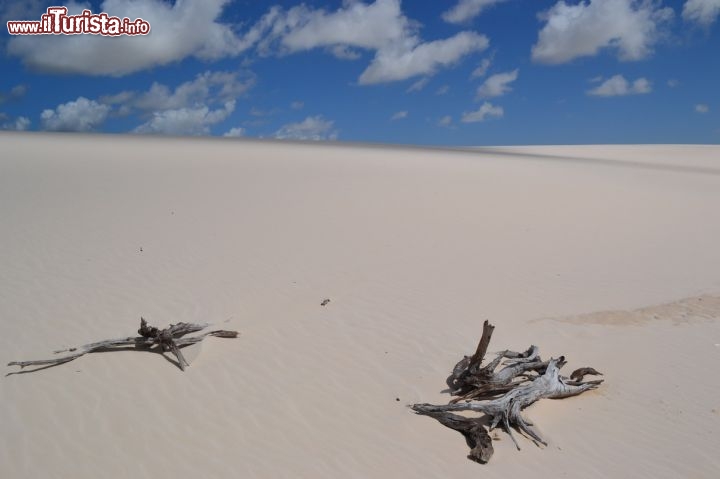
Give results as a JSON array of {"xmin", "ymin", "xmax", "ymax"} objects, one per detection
[
  {"xmin": 8, "ymin": 318, "xmax": 238, "ymax": 372},
  {"xmin": 412, "ymin": 320, "xmax": 602, "ymax": 463},
  {"xmin": 417, "ymin": 410, "xmax": 494, "ymax": 464}
]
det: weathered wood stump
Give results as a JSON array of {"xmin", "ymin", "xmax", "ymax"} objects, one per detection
[
  {"xmin": 8, "ymin": 318, "xmax": 238, "ymax": 373},
  {"xmin": 412, "ymin": 320, "xmax": 602, "ymax": 463}
]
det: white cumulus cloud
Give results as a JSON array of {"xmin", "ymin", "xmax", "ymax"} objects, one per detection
[
  {"xmin": 7, "ymin": 0, "xmax": 254, "ymax": 76},
  {"xmin": 274, "ymin": 115, "xmax": 338, "ymax": 141},
  {"xmin": 254, "ymin": 0, "xmax": 488, "ymax": 84},
  {"xmin": 13, "ymin": 116, "xmax": 30, "ymax": 131},
  {"xmin": 10, "ymin": 84, "xmax": 28, "ymax": 97},
  {"xmin": 274, "ymin": 0, "xmax": 413, "ymax": 53},
  {"xmin": 406, "ymin": 78, "xmax": 429, "ymax": 92},
  {"xmin": 391, "ymin": 110, "xmax": 408, "ymax": 120},
  {"xmin": 443, "ymin": 0, "xmax": 509, "ymax": 24},
  {"xmin": 532, "ymin": 0, "xmax": 673, "ymax": 64},
  {"xmin": 0, "ymin": 84, "xmax": 28, "ymax": 103},
  {"xmin": 133, "ymin": 100, "xmax": 235, "ymax": 135},
  {"xmin": 223, "ymin": 127, "xmax": 246, "ymax": 137},
  {"xmin": 129, "ymin": 71, "xmax": 253, "ymax": 112},
  {"xmin": 330, "ymin": 45, "xmax": 363, "ymax": 60},
  {"xmin": 683, "ymin": 0, "xmax": 720, "ymax": 27},
  {"xmin": 8, "ymin": 0, "xmax": 489, "ymax": 83},
  {"xmin": 1, "ymin": 115, "xmax": 31, "ymax": 131},
  {"xmin": 41, "ymin": 97, "xmax": 110, "ymax": 131},
  {"xmin": 359, "ymin": 31, "xmax": 488, "ymax": 84},
  {"xmin": 7, "ymin": 1, "xmax": 488, "ymax": 83},
  {"xmin": 438, "ymin": 115, "xmax": 453, "ymax": 126},
  {"xmin": 471, "ymin": 58, "xmax": 492, "ymax": 78},
  {"xmin": 98, "ymin": 70, "xmax": 252, "ymax": 134},
  {"xmin": 476, "ymin": 69, "xmax": 518, "ymax": 98},
  {"xmin": 587, "ymin": 75, "xmax": 652, "ymax": 96},
  {"xmin": 695, "ymin": 104, "xmax": 710, "ymax": 113},
  {"xmin": 461, "ymin": 102, "xmax": 504, "ymax": 122}
]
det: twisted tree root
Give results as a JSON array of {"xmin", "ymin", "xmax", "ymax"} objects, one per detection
[{"xmin": 413, "ymin": 321, "xmax": 602, "ymax": 463}]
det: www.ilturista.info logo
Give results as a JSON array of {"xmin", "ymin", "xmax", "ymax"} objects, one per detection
[{"xmin": 7, "ymin": 7, "xmax": 151, "ymax": 36}]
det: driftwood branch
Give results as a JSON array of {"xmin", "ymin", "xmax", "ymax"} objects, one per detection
[
  {"xmin": 8, "ymin": 318, "xmax": 238, "ymax": 373},
  {"xmin": 418, "ymin": 410, "xmax": 494, "ymax": 464},
  {"xmin": 413, "ymin": 321, "xmax": 602, "ymax": 463}
]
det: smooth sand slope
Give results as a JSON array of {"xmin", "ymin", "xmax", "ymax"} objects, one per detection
[{"xmin": 1, "ymin": 133, "xmax": 719, "ymax": 478}]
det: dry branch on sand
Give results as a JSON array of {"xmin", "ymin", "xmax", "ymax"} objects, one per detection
[
  {"xmin": 412, "ymin": 320, "xmax": 602, "ymax": 464},
  {"xmin": 8, "ymin": 318, "xmax": 238, "ymax": 373}
]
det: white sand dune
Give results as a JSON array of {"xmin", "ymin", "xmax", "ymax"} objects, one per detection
[{"xmin": 1, "ymin": 132, "xmax": 719, "ymax": 478}]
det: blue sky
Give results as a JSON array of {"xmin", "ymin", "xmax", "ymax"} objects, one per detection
[{"xmin": 1, "ymin": 0, "xmax": 718, "ymax": 145}]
